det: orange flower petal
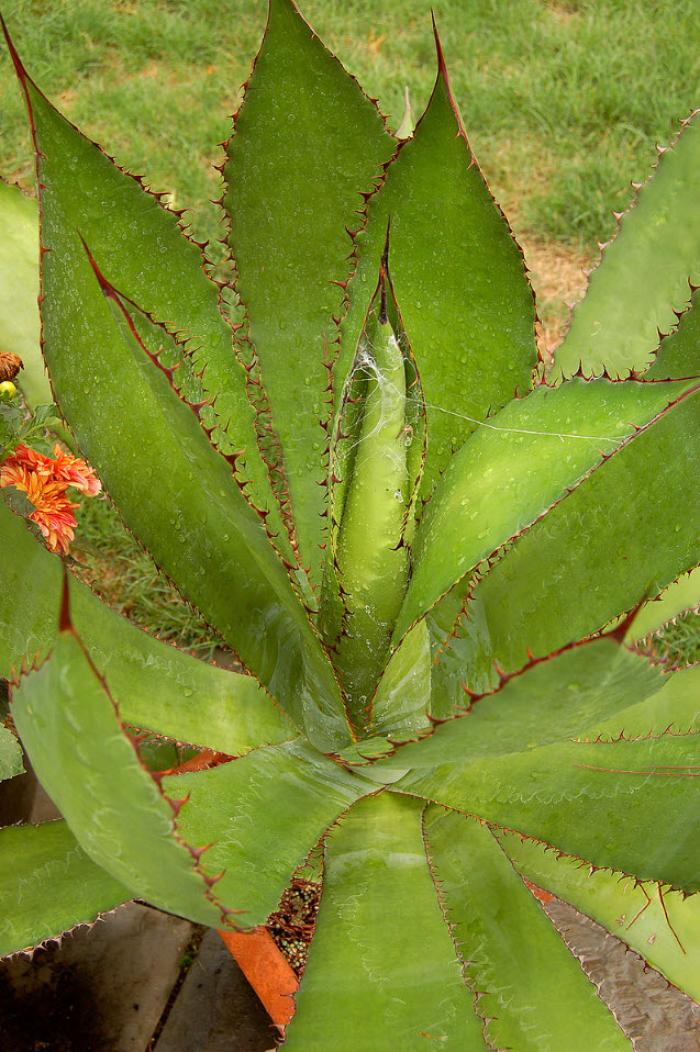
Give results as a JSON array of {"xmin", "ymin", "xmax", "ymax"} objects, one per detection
[
  {"xmin": 1, "ymin": 443, "xmax": 96, "ymax": 553},
  {"xmin": 51, "ymin": 444, "xmax": 102, "ymax": 496}
]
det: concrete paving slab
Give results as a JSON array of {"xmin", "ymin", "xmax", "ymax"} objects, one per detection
[
  {"xmin": 0, "ymin": 766, "xmax": 60, "ymax": 828},
  {"xmin": 0, "ymin": 902, "xmax": 194, "ymax": 1052},
  {"xmin": 154, "ymin": 930, "xmax": 276, "ymax": 1052}
]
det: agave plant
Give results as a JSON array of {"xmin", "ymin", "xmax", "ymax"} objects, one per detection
[{"xmin": 1, "ymin": 2, "xmax": 699, "ymax": 1047}]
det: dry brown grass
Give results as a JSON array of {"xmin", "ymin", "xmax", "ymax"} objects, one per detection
[{"xmin": 521, "ymin": 236, "xmax": 592, "ymax": 358}]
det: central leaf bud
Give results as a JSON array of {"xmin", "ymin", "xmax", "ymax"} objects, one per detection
[{"xmin": 322, "ymin": 247, "xmax": 425, "ymax": 733}]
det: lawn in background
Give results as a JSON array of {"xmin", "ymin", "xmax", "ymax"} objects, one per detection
[
  {"xmin": 3, "ymin": 0, "xmax": 700, "ymax": 335},
  {"xmin": 1, "ymin": 0, "xmax": 698, "ymax": 661}
]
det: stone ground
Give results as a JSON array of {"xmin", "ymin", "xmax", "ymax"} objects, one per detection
[
  {"xmin": 547, "ymin": 900, "xmax": 700, "ymax": 1052},
  {"xmin": 0, "ymin": 908, "xmax": 276, "ymax": 1052},
  {"xmin": 1, "ymin": 770, "xmax": 698, "ymax": 1050},
  {"xmin": 0, "ymin": 895, "xmax": 697, "ymax": 1050}
]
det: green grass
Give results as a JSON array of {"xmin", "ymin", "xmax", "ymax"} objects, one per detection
[
  {"xmin": 1, "ymin": 0, "xmax": 698, "ymax": 663},
  {"xmin": 2, "ymin": 0, "xmax": 699, "ymax": 254},
  {"xmin": 649, "ymin": 613, "xmax": 700, "ymax": 669},
  {"xmin": 71, "ymin": 496, "xmax": 225, "ymax": 661}
]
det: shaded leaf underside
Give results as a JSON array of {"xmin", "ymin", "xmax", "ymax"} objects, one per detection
[
  {"xmin": 645, "ymin": 286, "xmax": 700, "ymax": 381},
  {"xmin": 0, "ymin": 722, "xmax": 23, "ymax": 781},
  {"xmin": 624, "ymin": 567, "xmax": 700, "ymax": 642}
]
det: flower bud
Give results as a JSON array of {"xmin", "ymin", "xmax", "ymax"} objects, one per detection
[
  {"xmin": 0, "ymin": 352, "xmax": 23, "ymax": 382},
  {"xmin": 0, "ymin": 381, "xmax": 18, "ymax": 402}
]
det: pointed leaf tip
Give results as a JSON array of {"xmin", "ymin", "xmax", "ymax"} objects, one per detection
[
  {"xmin": 606, "ymin": 592, "xmax": 653, "ymax": 643},
  {"xmin": 431, "ymin": 11, "xmax": 449, "ymax": 80},
  {"xmin": 0, "ymin": 14, "xmax": 28, "ymax": 83}
]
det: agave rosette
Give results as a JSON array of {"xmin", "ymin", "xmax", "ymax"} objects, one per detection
[{"xmin": 0, "ymin": 3, "xmax": 699, "ymax": 1048}]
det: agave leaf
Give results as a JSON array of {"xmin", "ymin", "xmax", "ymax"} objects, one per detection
[
  {"xmin": 645, "ymin": 287, "xmax": 700, "ymax": 380},
  {"xmin": 11, "ymin": 619, "xmax": 230, "ymax": 926},
  {"xmin": 282, "ymin": 793, "xmax": 488, "ymax": 1051},
  {"xmin": 0, "ymin": 180, "xmax": 50, "ymax": 407},
  {"xmin": 379, "ymin": 645, "xmax": 699, "ymax": 890},
  {"xmin": 164, "ymin": 740, "xmax": 375, "ymax": 927},
  {"xmin": 392, "ymin": 734, "xmax": 700, "ymax": 892},
  {"xmin": 2, "ymin": 24, "xmax": 282, "ymax": 536},
  {"xmin": 0, "ymin": 821, "xmax": 130, "ymax": 958},
  {"xmin": 378, "ymin": 639, "xmax": 663, "ymax": 768},
  {"xmin": 223, "ymin": 0, "xmax": 394, "ymax": 583},
  {"xmin": 471, "ymin": 386, "xmax": 700, "ymax": 676},
  {"xmin": 32, "ymin": 240, "xmax": 345, "ymax": 749},
  {"xmin": 424, "ymin": 810, "xmax": 630, "ymax": 1050},
  {"xmin": 326, "ymin": 259, "xmax": 424, "ymax": 725},
  {"xmin": 427, "ymin": 582, "xmax": 497, "ymax": 717},
  {"xmin": 0, "ymin": 723, "xmax": 23, "ymax": 781},
  {"xmin": 554, "ymin": 111, "xmax": 700, "ymax": 379},
  {"xmin": 500, "ymin": 831, "xmax": 700, "ymax": 1004},
  {"xmin": 338, "ymin": 23, "xmax": 536, "ymax": 502},
  {"xmin": 0, "ymin": 501, "xmax": 295, "ymax": 754},
  {"xmin": 371, "ymin": 619, "xmax": 432, "ymax": 739},
  {"xmin": 625, "ymin": 567, "xmax": 700, "ymax": 643},
  {"xmin": 395, "ymin": 377, "xmax": 697, "ymax": 639},
  {"xmin": 336, "ymin": 736, "xmax": 396, "ymax": 766},
  {"xmin": 583, "ymin": 664, "xmax": 700, "ymax": 740},
  {"xmin": 101, "ymin": 270, "xmax": 298, "ymax": 589}
]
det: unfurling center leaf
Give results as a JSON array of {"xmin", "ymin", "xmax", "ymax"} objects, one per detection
[{"xmin": 322, "ymin": 245, "xmax": 426, "ymax": 731}]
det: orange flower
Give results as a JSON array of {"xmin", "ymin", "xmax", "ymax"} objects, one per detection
[
  {"xmin": 29, "ymin": 493, "xmax": 80, "ymax": 555},
  {"xmin": 47, "ymin": 445, "xmax": 100, "ymax": 496},
  {"xmin": 0, "ymin": 444, "xmax": 101, "ymax": 554},
  {"xmin": 3, "ymin": 445, "xmax": 56, "ymax": 482}
]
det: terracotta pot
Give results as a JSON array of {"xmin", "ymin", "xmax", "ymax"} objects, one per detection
[
  {"xmin": 165, "ymin": 749, "xmax": 299, "ymax": 1028},
  {"xmin": 218, "ymin": 926, "xmax": 298, "ymax": 1029}
]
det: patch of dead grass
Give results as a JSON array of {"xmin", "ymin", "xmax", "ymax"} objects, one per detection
[{"xmin": 520, "ymin": 236, "xmax": 592, "ymax": 358}]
